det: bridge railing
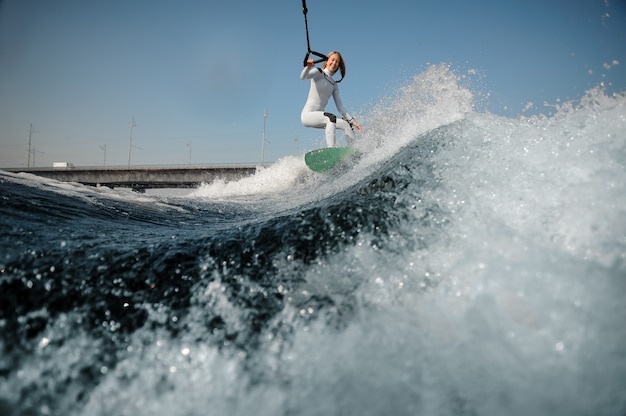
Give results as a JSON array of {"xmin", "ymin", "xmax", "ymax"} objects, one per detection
[{"xmin": 3, "ymin": 165, "xmax": 260, "ymax": 190}]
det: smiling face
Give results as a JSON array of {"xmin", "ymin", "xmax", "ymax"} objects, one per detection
[
  {"xmin": 322, "ymin": 51, "xmax": 346, "ymax": 80},
  {"xmin": 325, "ymin": 53, "xmax": 341, "ymax": 74}
]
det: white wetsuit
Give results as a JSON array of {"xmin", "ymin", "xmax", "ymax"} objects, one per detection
[{"xmin": 300, "ymin": 66, "xmax": 355, "ymax": 147}]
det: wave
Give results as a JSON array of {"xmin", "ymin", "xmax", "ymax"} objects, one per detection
[{"xmin": 0, "ymin": 65, "xmax": 624, "ymax": 415}]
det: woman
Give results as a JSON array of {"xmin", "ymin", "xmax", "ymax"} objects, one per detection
[{"xmin": 300, "ymin": 51, "xmax": 362, "ymax": 147}]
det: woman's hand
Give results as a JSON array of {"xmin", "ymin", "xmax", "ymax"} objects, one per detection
[
  {"xmin": 306, "ymin": 59, "xmax": 315, "ymax": 68},
  {"xmin": 350, "ymin": 119, "xmax": 363, "ymax": 132}
]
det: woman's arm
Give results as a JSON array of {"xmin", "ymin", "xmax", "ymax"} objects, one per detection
[
  {"xmin": 300, "ymin": 59, "xmax": 319, "ymax": 80},
  {"xmin": 333, "ymin": 89, "xmax": 363, "ymax": 132}
]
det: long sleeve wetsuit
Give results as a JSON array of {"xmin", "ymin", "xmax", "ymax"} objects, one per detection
[{"xmin": 300, "ymin": 66, "xmax": 355, "ymax": 147}]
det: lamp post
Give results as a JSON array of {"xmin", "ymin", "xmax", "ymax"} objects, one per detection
[
  {"xmin": 127, "ymin": 116, "xmax": 136, "ymax": 168},
  {"xmin": 261, "ymin": 107, "xmax": 270, "ymax": 165}
]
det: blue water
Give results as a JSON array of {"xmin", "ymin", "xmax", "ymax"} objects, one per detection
[{"xmin": 1, "ymin": 65, "xmax": 625, "ymax": 415}]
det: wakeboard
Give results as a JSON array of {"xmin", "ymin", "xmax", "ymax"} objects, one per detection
[{"xmin": 304, "ymin": 147, "xmax": 358, "ymax": 172}]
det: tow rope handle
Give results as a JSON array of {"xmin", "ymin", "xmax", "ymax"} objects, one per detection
[{"xmin": 302, "ymin": 0, "xmax": 327, "ymax": 66}]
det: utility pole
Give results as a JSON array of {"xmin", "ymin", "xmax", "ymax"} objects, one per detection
[
  {"xmin": 26, "ymin": 123, "xmax": 38, "ymax": 168},
  {"xmin": 99, "ymin": 144, "xmax": 107, "ymax": 166},
  {"xmin": 127, "ymin": 116, "xmax": 136, "ymax": 168},
  {"xmin": 261, "ymin": 107, "xmax": 270, "ymax": 165},
  {"xmin": 30, "ymin": 147, "xmax": 44, "ymax": 168}
]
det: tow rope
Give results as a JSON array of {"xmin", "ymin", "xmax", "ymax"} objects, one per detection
[{"xmin": 301, "ymin": 0, "xmax": 328, "ymax": 66}]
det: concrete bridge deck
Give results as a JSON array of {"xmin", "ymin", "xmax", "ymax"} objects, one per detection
[{"xmin": 3, "ymin": 165, "xmax": 260, "ymax": 190}]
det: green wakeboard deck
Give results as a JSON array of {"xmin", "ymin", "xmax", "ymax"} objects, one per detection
[{"xmin": 304, "ymin": 147, "xmax": 358, "ymax": 172}]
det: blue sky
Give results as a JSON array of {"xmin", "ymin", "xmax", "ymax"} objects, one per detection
[{"xmin": 1, "ymin": 0, "xmax": 624, "ymax": 168}]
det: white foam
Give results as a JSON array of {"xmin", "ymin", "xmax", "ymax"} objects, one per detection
[{"xmin": 189, "ymin": 155, "xmax": 312, "ymax": 200}]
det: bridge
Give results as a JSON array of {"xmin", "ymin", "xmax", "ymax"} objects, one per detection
[{"xmin": 3, "ymin": 165, "xmax": 260, "ymax": 191}]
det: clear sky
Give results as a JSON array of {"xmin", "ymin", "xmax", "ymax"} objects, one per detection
[{"xmin": 1, "ymin": 0, "xmax": 624, "ymax": 168}]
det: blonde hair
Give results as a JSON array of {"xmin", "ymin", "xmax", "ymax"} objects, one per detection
[{"xmin": 322, "ymin": 51, "xmax": 346, "ymax": 80}]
